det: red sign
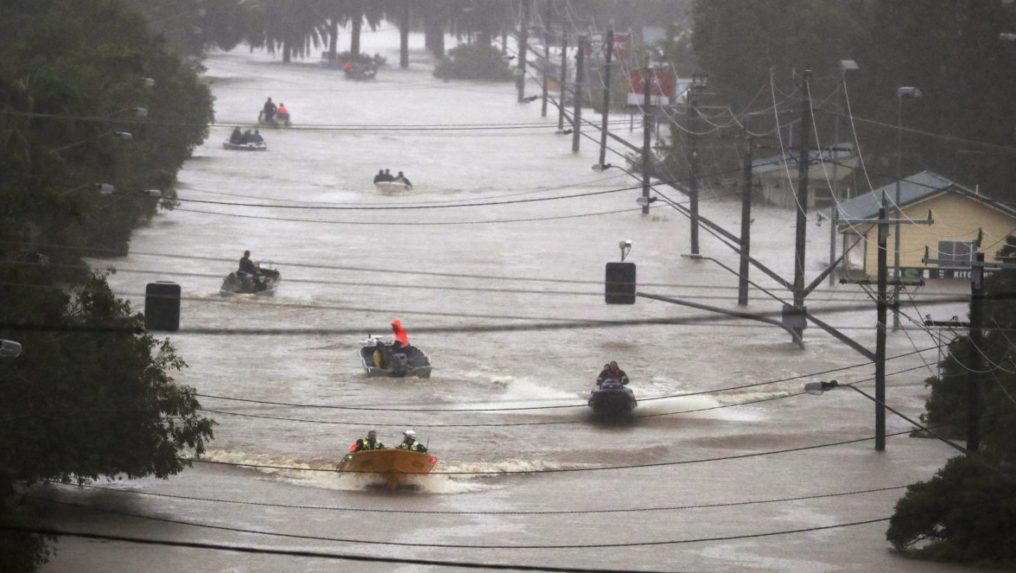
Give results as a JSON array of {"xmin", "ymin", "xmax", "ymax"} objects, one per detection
[
  {"xmin": 612, "ymin": 33, "xmax": 631, "ymax": 61},
  {"xmin": 628, "ymin": 68, "xmax": 674, "ymax": 98}
]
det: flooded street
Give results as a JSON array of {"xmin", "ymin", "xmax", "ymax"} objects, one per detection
[{"xmin": 38, "ymin": 30, "xmax": 970, "ymax": 573}]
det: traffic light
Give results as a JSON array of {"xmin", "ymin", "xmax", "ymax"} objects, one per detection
[{"xmin": 605, "ymin": 262, "xmax": 636, "ymax": 304}]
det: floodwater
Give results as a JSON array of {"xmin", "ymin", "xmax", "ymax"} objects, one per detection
[{"xmin": 38, "ymin": 28, "xmax": 972, "ymax": 573}]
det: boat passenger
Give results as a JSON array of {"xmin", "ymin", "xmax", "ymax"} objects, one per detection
[
  {"xmin": 390, "ymin": 319, "xmax": 410, "ymax": 351},
  {"xmin": 373, "ymin": 169, "xmax": 386, "ymax": 184},
  {"xmin": 242, "ymin": 129, "xmax": 254, "ymax": 144},
  {"xmin": 398, "ymin": 430, "xmax": 427, "ymax": 452},
  {"xmin": 262, "ymin": 97, "xmax": 276, "ymax": 122},
  {"xmin": 597, "ymin": 361, "xmax": 629, "ymax": 386},
  {"xmin": 239, "ymin": 250, "xmax": 258, "ymax": 275},
  {"xmin": 252, "ymin": 129, "xmax": 264, "ymax": 143},
  {"xmin": 229, "ymin": 127, "xmax": 243, "ymax": 144},
  {"xmin": 351, "ymin": 430, "xmax": 384, "ymax": 452},
  {"xmin": 380, "ymin": 169, "xmax": 394, "ymax": 182},
  {"xmin": 395, "ymin": 171, "xmax": 413, "ymax": 189}
]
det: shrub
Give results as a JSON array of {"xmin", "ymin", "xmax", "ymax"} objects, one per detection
[{"xmin": 433, "ymin": 43, "xmax": 513, "ymax": 81}]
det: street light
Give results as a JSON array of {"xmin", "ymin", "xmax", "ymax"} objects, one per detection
[
  {"xmin": 54, "ymin": 130, "xmax": 133, "ymax": 153},
  {"xmin": 0, "ymin": 339, "xmax": 22, "ymax": 359},
  {"xmin": 894, "ymin": 86, "xmax": 922, "ymax": 330},
  {"xmin": 805, "ymin": 379, "xmax": 968, "ymax": 455}
]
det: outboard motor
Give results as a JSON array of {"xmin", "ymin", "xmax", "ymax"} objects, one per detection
[{"xmin": 392, "ymin": 352, "xmax": 409, "ymax": 375}]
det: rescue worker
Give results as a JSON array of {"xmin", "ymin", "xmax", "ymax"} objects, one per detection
[
  {"xmin": 238, "ymin": 249, "xmax": 265, "ymax": 290},
  {"xmin": 277, "ymin": 102, "xmax": 289, "ymax": 117},
  {"xmin": 351, "ymin": 430, "xmax": 384, "ymax": 452},
  {"xmin": 229, "ymin": 126, "xmax": 243, "ymax": 144},
  {"xmin": 238, "ymin": 250, "xmax": 258, "ymax": 275},
  {"xmin": 262, "ymin": 97, "xmax": 276, "ymax": 122},
  {"xmin": 395, "ymin": 171, "xmax": 413, "ymax": 189},
  {"xmin": 398, "ymin": 430, "xmax": 427, "ymax": 452},
  {"xmin": 597, "ymin": 361, "xmax": 629, "ymax": 386},
  {"xmin": 390, "ymin": 319, "xmax": 410, "ymax": 351}
]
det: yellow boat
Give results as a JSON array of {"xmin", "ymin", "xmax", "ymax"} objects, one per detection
[{"xmin": 336, "ymin": 449, "xmax": 437, "ymax": 487}]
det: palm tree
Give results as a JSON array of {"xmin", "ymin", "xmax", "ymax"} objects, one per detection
[{"xmin": 246, "ymin": 0, "xmax": 326, "ymax": 63}]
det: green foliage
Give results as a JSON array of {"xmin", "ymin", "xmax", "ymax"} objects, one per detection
[
  {"xmin": 887, "ymin": 456, "xmax": 1016, "ymax": 565},
  {"xmin": 434, "ymin": 43, "xmax": 514, "ymax": 82},
  {"xmin": 0, "ymin": 1, "xmax": 216, "ymax": 570}
]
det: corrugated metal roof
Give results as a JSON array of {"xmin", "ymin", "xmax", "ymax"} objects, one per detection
[{"xmin": 824, "ymin": 170, "xmax": 1016, "ymax": 225}]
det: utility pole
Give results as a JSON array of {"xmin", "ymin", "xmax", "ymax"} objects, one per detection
[
  {"xmin": 689, "ymin": 80, "xmax": 700, "ymax": 255},
  {"xmin": 598, "ymin": 27, "xmax": 614, "ymax": 168},
  {"xmin": 738, "ymin": 134, "xmax": 754, "ymax": 306},
  {"xmin": 967, "ymin": 251, "xmax": 985, "ymax": 453},
  {"xmin": 516, "ymin": 0, "xmax": 530, "ymax": 103},
  {"xmin": 792, "ymin": 69, "xmax": 813, "ymax": 341},
  {"xmin": 641, "ymin": 65, "xmax": 652, "ymax": 215},
  {"xmin": 541, "ymin": 1, "xmax": 551, "ymax": 117},
  {"xmin": 399, "ymin": 1, "xmax": 410, "ymax": 68},
  {"xmin": 875, "ymin": 192, "xmax": 888, "ymax": 451},
  {"xmin": 572, "ymin": 34, "xmax": 586, "ymax": 153},
  {"xmin": 557, "ymin": 32, "xmax": 567, "ymax": 132},
  {"xmin": 829, "ymin": 115, "xmax": 839, "ymax": 284}
]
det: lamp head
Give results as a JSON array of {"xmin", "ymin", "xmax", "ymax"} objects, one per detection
[
  {"xmin": 839, "ymin": 59, "xmax": 859, "ymax": 72},
  {"xmin": 804, "ymin": 380, "xmax": 839, "ymax": 395},
  {"xmin": 896, "ymin": 86, "xmax": 922, "ymax": 98}
]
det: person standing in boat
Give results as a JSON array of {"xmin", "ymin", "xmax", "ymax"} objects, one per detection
[
  {"xmin": 351, "ymin": 430, "xmax": 384, "ymax": 452},
  {"xmin": 597, "ymin": 361, "xmax": 629, "ymax": 386},
  {"xmin": 390, "ymin": 319, "xmax": 411, "ymax": 351},
  {"xmin": 395, "ymin": 171, "xmax": 413, "ymax": 189},
  {"xmin": 262, "ymin": 97, "xmax": 276, "ymax": 122},
  {"xmin": 398, "ymin": 430, "xmax": 427, "ymax": 452},
  {"xmin": 238, "ymin": 250, "xmax": 265, "ymax": 290}
]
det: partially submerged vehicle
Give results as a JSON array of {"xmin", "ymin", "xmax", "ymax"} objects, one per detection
[
  {"xmin": 588, "ymin": 378, "xmax": 637, "ymax": 418},
  {"xmin": 359, "ymin": 335, "xmax": 432, "ymax": 378},
  {"xmin": 344, "ymin": 62, "xmax": 377, "ymax": 81},
  {"xmin": 220, "ymin": 264, "xmax": 281, "ymax": 295},
  {"xmin": 222, "ymin": 140, "xmax": 267, "ymax": 151},
  {"xmin": 336, "ymin": 449, "xmax": 438, "ymax": 488}
]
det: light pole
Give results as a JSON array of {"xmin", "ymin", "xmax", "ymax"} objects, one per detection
[
  {"xmin": 894, "ymin": 86, "xmax": 922, "ymax": 330},
  {"xmin": 830, "ymin": 59, "xmax": 859, "ymax": 283}
]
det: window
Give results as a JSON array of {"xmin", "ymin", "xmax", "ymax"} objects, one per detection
[{"xmin": 938, "ymin": 241, "xmax": 974, "ymax": 267}]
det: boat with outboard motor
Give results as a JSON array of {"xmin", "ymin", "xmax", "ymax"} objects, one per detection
[
  {"xmin": 257, "ymin": 109, "xmax": 291, "ymax": 127},
  {"xmin": 374, "ymin": 180, "xmax": 412, "ymax": 194},
  {"xmin": 588, "ymin": 378, "xmax": 637, "ymax": 418},
  {"xmin": 359, "ymin": 335, "xmax": 432, "ymax": 378},
  {"xmin": 220, "ymin": 264, "xmax": 281, "ymax": 295},
  {"xmin": 222, "ymin": 140, "xmax": 267, "ymax": 151},
  {"xmin": 336, "ymin": 448, "xmax": 437, "ymax": 488}
]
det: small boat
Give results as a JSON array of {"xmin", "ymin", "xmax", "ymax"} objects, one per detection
[
  {"xmin": 220, "ymin": 265, "xmax": 281, "ymax": 295},
  {"xmin": 257, "ymin": 110, "xmax": 291, "ymax": 127},
  {"xmin": 374, "ymin": 180, "xmax": 412, "ymax": 194},
  {"xmin": 359, "ymin": 335, "xmax": 432, "ymax": 378},
  {"xmin": 222, "ymin": 140, "xmax": 267, "ymax": 151},
  {"xmin": 588, "ymin": 378, "xmax": 637, "ymax": 418},
  {"xmin": 336, "ymin": 449, "xmax": 438, "ymax": 488},
  {"xmin": 344, "ymin": 63, "xmax": 377, "ymax": 81}
]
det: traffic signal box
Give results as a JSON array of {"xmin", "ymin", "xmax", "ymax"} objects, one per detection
[
  {"xmin": 145, "ymin": 281, "xmax": 181, "ymax": 331},
  {"xmin": 605, "ymin": 262, "xmax": 636, "ymax": 304}
]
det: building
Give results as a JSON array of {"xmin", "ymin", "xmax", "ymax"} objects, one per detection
[
  {"xmin": 828, "ymin": 171, "xmax": 1016, "ymax": 279},
  {"xmin": 754, "ymin": 143, "xmax": 858, "ymax": 210}
]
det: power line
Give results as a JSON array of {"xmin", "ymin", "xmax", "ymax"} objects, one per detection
[
  {"xmin": 189, "ymin": 429, "xmax": 917, "ymax": 476},
  {"xmin": 42, "ymin": 479, "xmax": 907, "ymax": 516},
  {"xmin": 0, "ymin": 524, "xmax": 671, "ymax": 573},
  {"xmin": 32, "ymin": 495, "xmax": 891, "ymax": 550}
]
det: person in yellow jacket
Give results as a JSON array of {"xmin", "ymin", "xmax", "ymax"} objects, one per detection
[{"xmin": 397, "ymin": 430, "xmax": 427, "ymax": 452}]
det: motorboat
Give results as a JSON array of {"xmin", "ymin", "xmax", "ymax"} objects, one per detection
[
  {"xmin": 336, "ymin": 449, "xmax": 437, "ymax": 488},
  {"xmin": 222, "ymin": 140, "xmax": 267, "ymax": 151},
  {"xmin": 374, "ymin": 180, "xmax": 412, "ymax": 194},
  {"xmin": 344, "ymin": 62, "xmax": 377, "ymax": 80},
  {"xmin": 588, "ymin": 378, "xmax": 637, "ymax": 418},
  {"xmin": 359, "ymin": 335, "xmax": 432, "ymax": 378},
  {"xmin": 257, "ymin": 109, "xmax": 291, "ymax": 127},
  {"xmin": 220, "ymin": 264, "xmax": 281, "ymax": 295}
]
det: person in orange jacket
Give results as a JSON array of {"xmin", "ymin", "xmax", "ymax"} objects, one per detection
[
  {"xmin": 277, "ymin": 102, "xmax": 289, "ymax": 116},
  {"xmin": 391, "ymin": 319, "xmax": 410, "ymax": 350}
]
